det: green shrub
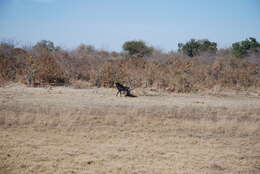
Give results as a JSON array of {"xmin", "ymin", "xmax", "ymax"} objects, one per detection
[
  {"xmin": 178, "ymin": 39, "xmax": 217, "ymax": 57},
  {"xmin": 232, "ymin": 37, "xmax": 260, "ymax": 58},
  {"xmin": 123, "ymin": 40, "xmax": 153, "ymax": 58}
]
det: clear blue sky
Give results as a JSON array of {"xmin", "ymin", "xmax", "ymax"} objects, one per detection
[{"xmin": 0, "ymin": 0, "xmax": 260, "ymax": 51}]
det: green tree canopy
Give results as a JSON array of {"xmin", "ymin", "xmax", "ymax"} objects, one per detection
[
  {"xmin": 232, "ymin": 37, "xmax": 260, "ymax": 58},
  {"xmin": 77, "ymin": 44, "xmax": 95, "ymax": 53},
  {"xmin": 33, "ymin": 40, "xmax": 60, "ymax": 52},
  {"xmin": 122, "ymin": 40, "xmax": 153, "ymax": 58},
  {"xmin": 178, "ymin": 39, "xmax": 217, "ymax": 57}
]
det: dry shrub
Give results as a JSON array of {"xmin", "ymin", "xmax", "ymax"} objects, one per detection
[
  {"xmin": 1, "ymin": 41, "xmax": 260, "ymax": 92},
  {"xmin": 70, "ymin": 80, "xmax": 92, "ymax": 89},
  {"xmin": 24, "ymin": 55, "xmax": 68, "ymax": 86},
  {"xmin": 211, "ymin": 57, "xmax": 259, "ymax": 88},
  {"xmin": 0, "ymin": 42, "xmax": 69, "ymax": 86},
  {"xmin": 91, "ymin": 60, "xmax": 125, "ymax": 87},
  {"xmin": 0, "ymin": 45, "xmax": 27, "ymax": 82},
  {"xmin": 86, "ymin": 59, "xmax": 146, "ymax": 88}
]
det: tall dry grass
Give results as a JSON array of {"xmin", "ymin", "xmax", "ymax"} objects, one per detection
[
  {"xmin": 0, "ymin": 86, "xmax": 259, "ymax": 174},
  {"xmin": 1, "ymin": 98, "xmax": 259, "ymax": 137}
]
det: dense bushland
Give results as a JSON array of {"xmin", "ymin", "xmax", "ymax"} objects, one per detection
[{"xmin": 0, "ymin": 39, "xmax": 260, "ymax": 92}]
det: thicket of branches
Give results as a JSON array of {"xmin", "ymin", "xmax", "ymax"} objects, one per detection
[{"xmin": 0, "ymin": 38, "xmax": 260, "ymax": 92}]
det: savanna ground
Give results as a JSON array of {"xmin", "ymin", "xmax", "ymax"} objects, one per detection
[{"xmin": 0, "ymin": 84, "xmax": 260, "ymax": 174}]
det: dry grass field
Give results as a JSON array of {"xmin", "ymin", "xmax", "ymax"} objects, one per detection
[{"xmin": 0, "ymin": 84, "xmax": 260, "ymax": 174}]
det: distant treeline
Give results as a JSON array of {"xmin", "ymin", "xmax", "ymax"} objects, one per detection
[{"xmin": 0, "ymin": 38, "xmax": 259, "ymax": 92}]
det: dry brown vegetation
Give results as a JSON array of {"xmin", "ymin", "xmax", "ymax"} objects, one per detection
[
  {"xmin": 1, "ymin": 41, "xmax": 260, "ymax": 92},
  {"xmin": 0, "ymin": 85, "xmax": 260, "ymax": 173}
]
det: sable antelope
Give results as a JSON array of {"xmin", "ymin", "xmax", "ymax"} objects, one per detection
[{"xmin": 115, "ymin": 82, "xmax": 130, "ymax": 96}]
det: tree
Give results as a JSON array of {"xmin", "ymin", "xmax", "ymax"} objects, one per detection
[
  {"xmin": 178, "ymin": 39, "xmax": 217, "ymax": 57},
  {"xmin": 77, "ymin": 44, "xmax": 95, "ymax": 53},
  {"xmin": 122, "ymin": 40, "xmax": 153, "ymax": 58},
  {"xmin": 232, "ymin": 37, "xmax": 260, "ymax": 58},
  {"xmin": 33, "ymin": 40, "xmax": 60, "ymax": 52}
]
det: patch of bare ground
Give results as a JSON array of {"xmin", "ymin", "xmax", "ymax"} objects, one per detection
[{"xmin": 0, "ymin": 85, "xmax": 260, "ymax": 173}]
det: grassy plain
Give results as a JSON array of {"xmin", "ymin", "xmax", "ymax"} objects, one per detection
[{"xmin": 0, "ymin": 85, "xmax": 260, "ymax": 173}]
